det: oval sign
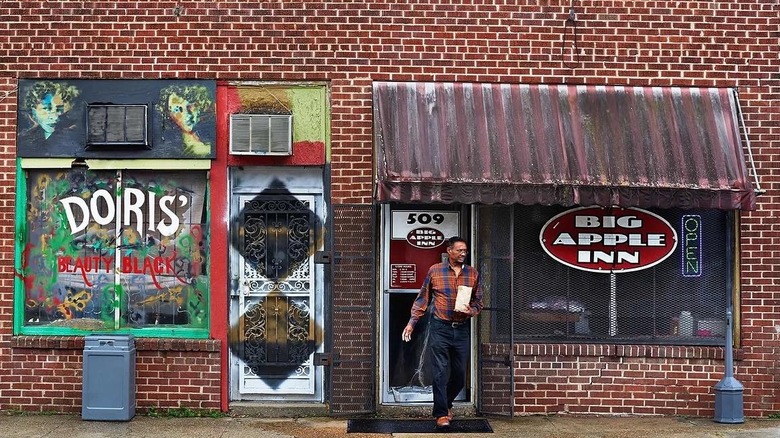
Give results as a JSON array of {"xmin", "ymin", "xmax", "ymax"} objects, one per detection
[
  {"xmin": 539, "ymin": 206, "xmax": 678, "ymax": 273},
  {"xmin": 406, "ymin": 227, "xmax": 445, "ymax": 249}
]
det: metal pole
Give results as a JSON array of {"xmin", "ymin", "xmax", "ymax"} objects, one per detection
[
  {"xmin": 509, "ymin": 206, "xmax": 515, "ymax": 417},
  {"xmin": 713, "ymin": 310, "xmax": 743, "ymax": 423},
  {"xmin": 714, "ymin": 211, "xmax": 743, "ymax": 423}
]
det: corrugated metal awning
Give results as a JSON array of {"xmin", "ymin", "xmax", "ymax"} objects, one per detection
[{"xmin": 374, "ymin": 82, "xmax": 757, "ymax": 210}]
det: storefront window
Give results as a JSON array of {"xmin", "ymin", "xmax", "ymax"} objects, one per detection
[
  {"xmin": 477, "ymin": 205, "xmax": 729, "ymax": 345},
  {"xmin": 16, "ymin": 168, "xmax": 209, "ymax": 335}
]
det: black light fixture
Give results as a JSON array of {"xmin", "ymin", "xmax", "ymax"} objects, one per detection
[
  {"xmin": 71, "ymin": 158, "xmax": 89, "ymax": 169},
  {"xmin": 71, "ymin": 158, "xmax": 89, "ymax": 178},
  {"xmin": 561, "ymin": 0, "xmax": 580, "ymax": 69}
]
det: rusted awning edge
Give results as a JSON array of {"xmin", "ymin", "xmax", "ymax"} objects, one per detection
[{"xmin": 376, "ymin": 181, "xmax": 756, "ymax": 210}]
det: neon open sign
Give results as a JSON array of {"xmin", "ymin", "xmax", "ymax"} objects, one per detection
[{"xmin": 681, "ymin": 215, "xmax": 702, "ymax": 277}]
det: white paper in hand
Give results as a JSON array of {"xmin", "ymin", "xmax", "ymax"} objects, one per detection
[{"xmin": 455, "ymin": 286, "xmax": 473, "ymax": 313}]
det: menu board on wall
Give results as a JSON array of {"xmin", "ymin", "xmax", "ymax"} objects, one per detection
[{"xmin": 388, "ymin": 210, "xmax": 460, "ymax": 290}]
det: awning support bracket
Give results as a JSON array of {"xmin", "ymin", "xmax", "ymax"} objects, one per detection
[{"xmin": 734, "ymin": 89, "xmax": 764, "ymax": 195}]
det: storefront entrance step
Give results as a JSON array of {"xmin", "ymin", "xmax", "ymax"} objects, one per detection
[{"xmin": 229, "ymin": 402, "xmax": 329, "ymax": 418}]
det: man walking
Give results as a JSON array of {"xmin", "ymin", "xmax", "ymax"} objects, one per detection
[{"xmin": 402, "ymin": 236, "xmax": 484, "ymax": 429}]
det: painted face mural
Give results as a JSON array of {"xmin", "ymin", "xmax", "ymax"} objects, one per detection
[
  {"xmin": 22, "ymin": 81, "xmax": 79, "ymax": 140},
  {"xmin": 17, "ymin": 79, "xmax": 216, "ymax": 159},
  {"xmin": 168, "ymin": 92, "xmax": 201, "ymax": 133},
  {"xmin": 20, "ymin": 169, "xmax": 209, "ymax": 329},
  {"xmin": 158, "ymin": 85, "xmax": 214, "ymax": 157}
]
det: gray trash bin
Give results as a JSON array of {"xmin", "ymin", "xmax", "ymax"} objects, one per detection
[{"xmin": 82, "ymin": 334, "xmax": 136, "ymax": 421}]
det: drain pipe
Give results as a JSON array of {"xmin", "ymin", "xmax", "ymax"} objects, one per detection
[{"xmin": 713, "ymin": 210, "xmax": 744, "ymax": 423}]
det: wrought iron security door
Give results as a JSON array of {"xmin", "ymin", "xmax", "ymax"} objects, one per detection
[{"xmin": 236, "ymin": 195, "xmax": 316, "ymax": 395}]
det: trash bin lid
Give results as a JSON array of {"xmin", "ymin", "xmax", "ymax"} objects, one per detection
[{"xmin": 84, "ymin": 334, "xmax": 135, "ymax": 351}]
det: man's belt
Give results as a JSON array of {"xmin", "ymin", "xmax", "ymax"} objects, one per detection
[{"xmin": 433, "ymin": 314, "xmax": 468, "ymax": 328}]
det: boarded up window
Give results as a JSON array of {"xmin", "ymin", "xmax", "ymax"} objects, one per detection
[{"xmin": 87, "ymin": 104, "xmax": 149, "ymax": 147}]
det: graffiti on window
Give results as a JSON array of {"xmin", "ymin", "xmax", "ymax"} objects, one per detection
[{"xmin": 20, "ymin": 169, "xmax": 209, "ymax": 330}]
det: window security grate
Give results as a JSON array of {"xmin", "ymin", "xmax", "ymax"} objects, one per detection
[{"xmin": 477, "ymin": 205, "xmax": 729, "ymax": 346}]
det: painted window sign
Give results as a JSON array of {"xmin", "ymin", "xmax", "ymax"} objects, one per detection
[
  {"xmin": 539, "ymin": 206, "xmax": 678, "ymax": 273},
  {"xmin": 388, "ymin": 210, "xmax": 460, "ymax": 289},
  {"xmin": 681, "ymin": 215, "xmax": 703, "ymax": 277},
  {"xmin": 17, "ymin": 79, "xmax": 216, "ymax": 159},
  {"xmin": 20, "ymin": 169, "xmax": 209, "ymax": 330}
]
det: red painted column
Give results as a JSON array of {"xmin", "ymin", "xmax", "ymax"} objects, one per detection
[{"xmin": 210, "ymin": 81, "xmax": 237, "ymax": 411}]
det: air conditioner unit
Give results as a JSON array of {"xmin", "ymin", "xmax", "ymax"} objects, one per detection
[{"xmin": 230, "ymin": 114, "xmax": 292, "ymax": 156}]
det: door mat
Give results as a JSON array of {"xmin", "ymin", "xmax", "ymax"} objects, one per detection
[{"xmin": 347, "ymin": 418, "xmax": 492, "ymax": 434}]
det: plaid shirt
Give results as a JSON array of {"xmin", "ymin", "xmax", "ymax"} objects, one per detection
[{"xmin": 408, "ymin": 262, "xmax": 483, "ymax": 328}]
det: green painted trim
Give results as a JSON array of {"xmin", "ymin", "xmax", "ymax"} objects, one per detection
[
  {"xmin": 14, "ymin": 165, "xmax": 212, "ymax": 339},
  {"xmin": 19, "ymin": 158, "xmax": 73, "ymax": 168},
  {"xmin": 13, "ymin": 159, "xmax": 26, "ymax": 335},
  {"xmin": 20, "ymin": 158, "xmax": 211, "ymax": 170},
  {"xmin": 17, "ymin": 326, "xmax": 210, "ymax": 338}
]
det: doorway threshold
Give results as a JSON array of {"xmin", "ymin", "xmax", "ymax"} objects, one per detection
[{"xmin": 230, "ymin": 401, "xmax": 329, "ymax": 418}]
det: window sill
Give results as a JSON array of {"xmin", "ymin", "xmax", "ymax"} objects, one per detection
[
  {"xmin": 11, "ymin": 335, "xmax": 220, "ymax": 352},
  {"xmin": 482, "ymin": 342, "xmax": 744, "ymax": 361}
]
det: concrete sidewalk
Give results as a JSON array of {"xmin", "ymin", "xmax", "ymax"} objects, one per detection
[{"xmin": 2, "ymin": 413, "xmax": 780, "ymax": 437}]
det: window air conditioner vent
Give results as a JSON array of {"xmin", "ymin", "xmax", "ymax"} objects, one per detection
[
  {"xmin": 230, "ymin": 114, "xmax": 292, "ymax": 156},
  {"xmin": 86, "ymin": 104, "xmax": 149, "ymax": 148}
]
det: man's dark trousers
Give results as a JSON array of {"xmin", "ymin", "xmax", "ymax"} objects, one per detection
[{"xmin": 429, "ymin": 316, "xmax": 470, "ymax": 419}]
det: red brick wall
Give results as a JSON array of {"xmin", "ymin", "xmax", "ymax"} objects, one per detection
[
  {"xmin": 0, "ymin": 75, "xmax": 16, "ymax": 407},
  {"xmin": 0, "ymin": 2, "xmax": 776, "ymax": 199},
  {"xmin": 330, "ymin": 204, "xmax": 377, "ymax": 414},
  {"xmin": 480, "ymin": 342, "xmax": 745, "ymax": 417},
  {"xmin": 1, "ymin": 337, "xmax": 220, "ymax": 413},
  {"xmin": 510, "ymin": 343, "xmax": 738, "ymax": 417},
  {"xmin": 1, "ymin": 1, "xmax": 778, "ymax": 416}
]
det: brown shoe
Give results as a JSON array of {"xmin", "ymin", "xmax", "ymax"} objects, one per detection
[
  {"xmin": 436, "ymin": 416, "xmax": 451, "ymax": 428},
  {"xmin": 447, "ymin": 409, "xmax": 453, "ymax": 421}
]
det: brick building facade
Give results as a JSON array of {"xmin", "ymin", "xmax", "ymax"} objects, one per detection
[{"xmin": 0, "ymin": 1, "xmax": 778, "ymax": 418}]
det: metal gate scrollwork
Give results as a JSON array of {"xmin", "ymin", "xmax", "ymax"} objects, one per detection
[{"xmin": 238, "ymin": 196, "xmax": 316, "ymax": 394}]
